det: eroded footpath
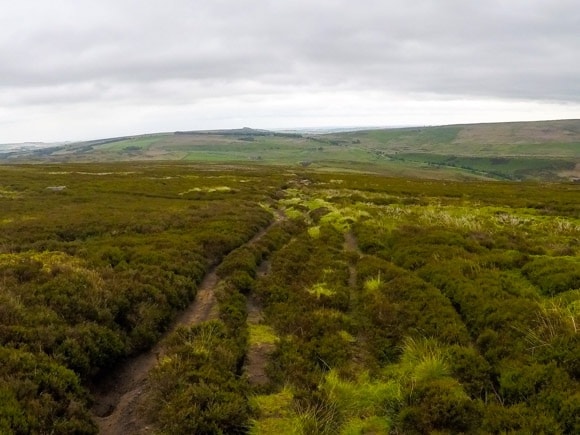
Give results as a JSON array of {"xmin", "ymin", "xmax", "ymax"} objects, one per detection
[{"xmin": 91, "ymin": 218, "xmax": 280, "ymax": 434}]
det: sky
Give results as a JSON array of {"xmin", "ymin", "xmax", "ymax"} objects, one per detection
[{"xmin": 1, "ymin": 0, "xmax": 580, "ymax": 143}]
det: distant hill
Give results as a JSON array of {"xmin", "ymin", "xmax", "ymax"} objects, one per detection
[{"xmin": 2, "ymin": 120, "xmax": 579, "ymax": 181}]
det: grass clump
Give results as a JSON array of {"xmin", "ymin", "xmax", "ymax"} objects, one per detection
[
  {"xmin": 363, "ymin": 273, "xmax": 382, "ymax": 293},
  {"xmin": 338, "ymin": 330, "xmax": 356, "ymax": 343},
  {"xmin": 307, "ymin": 283, "xmax": 336, "ymax": 298},
  {"xmin": 308, "ymin": 225, "xmax": 321, "ymax": 239},
  {"xmin": 322, "ymin": 370, "xmax": 402, "ymax": 419},
  {"xmin": 395, "ymin": 337, "xmax": 450, "ymax": 383},
  {"xmin": 284, "ymin": 208, "xmax": 303, "ymax": 220}
]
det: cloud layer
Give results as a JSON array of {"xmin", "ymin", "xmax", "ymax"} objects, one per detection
[{"xmin": 2, "ymin": 0, "xmax": 580, "ymax": 141}]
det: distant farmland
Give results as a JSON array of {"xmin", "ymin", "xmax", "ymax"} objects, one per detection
[{"xmin": 3, "ymin": 119, "xmax": 579, "ymax": 181}]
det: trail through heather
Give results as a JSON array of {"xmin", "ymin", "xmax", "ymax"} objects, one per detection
[{"xmin": 90, "ymin": 217, "xmax": 279, "ymax": 434}]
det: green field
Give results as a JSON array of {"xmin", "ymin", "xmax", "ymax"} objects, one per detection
[{"xmin": 0, "ymin": 162, "xmax": 579, "ymax": 433}]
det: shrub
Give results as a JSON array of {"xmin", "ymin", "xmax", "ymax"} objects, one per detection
[
  {"xmin": 522, "ymin": 257, "xmax": 580, "ymax": 296},
  {"xmin": 398, "ymin": 378, "xmax": 482, "ymax": 434},
  {"xmin": 0, "ymin": 347, "xmax": 96, "ymax": 434},
  {"xmin": 146, "ymin": 322, "xmax": 251, "ymax": 434}
]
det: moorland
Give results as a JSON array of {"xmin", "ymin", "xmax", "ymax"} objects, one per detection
[{"xmin": 0, "ymin": 120, "xmax": 579, "ymax": 434}]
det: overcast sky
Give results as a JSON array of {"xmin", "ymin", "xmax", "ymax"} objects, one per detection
[{"xmin": 2, "ymin": 0, "xmax": 580, "ymax": 142}]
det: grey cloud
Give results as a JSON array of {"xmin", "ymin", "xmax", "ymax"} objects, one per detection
[
  {"xmin": 1, "ymin": 0, "xmax": 579, "ymax": 139},
  {"xmin": 2, "ymin": 1, "xmax": 578, "ymax": 97}
]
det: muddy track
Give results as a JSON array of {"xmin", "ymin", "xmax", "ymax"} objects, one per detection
[{"xmin": 90, "ymin": 215, "xmax": 281, "ymax": 434}]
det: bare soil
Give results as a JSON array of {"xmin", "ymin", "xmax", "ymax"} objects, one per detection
[{"xmin": 245, "ymin": 343, "xmax": 275, "ymax": 386}]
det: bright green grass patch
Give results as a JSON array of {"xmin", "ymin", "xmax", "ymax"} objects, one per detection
[
  {"xmin": 0, "ymin": 187, "xmax": 20, "ymax": 198},
  {"xmin": 340, "ymin": 416, "xmax": 391, "ymax": 435},
  {"xmin": 321, "ymin": 370, "xmax": 402, "ymax": 418},
  {"xmin": 313, "ymin": 308, "xmax": 351, "ymax": 322},
  {"xmin": 338, "ymin": 330, "xmax": 356, "ymax": 343},
  {"xmin": 250, "ymin": 417, "xmax": 301, "ymax": 435},
  {"xmin": 364, "ymin": 274, "xmax": 382, "ymax": 293},
  {"xmin": 250, "ymin": 387, "xmax": 299, "ymax": 435},
  {"xmin": 249, "ymin": 324, "xmax": 279, "ymax": 346},
  {"xmin": 307, "ymin": 283, "xmax": 336, "ymax": 298},
  {"xmin": 284, "ymin": 208, "xmax": 303, "ymax": 220},
  {"xmin": 319, "ymin": 210, "xmax": 352, "ymax": 233},
  {"xmin": 308, "ymin": 226, "xmax": 321, "ymax": 239},
  {"xmin": 280, "ymin": 197, "xmax": 302, "ymax": 206},
  {"xmin": 251, "ymin": 387, "xmax": 294, "ymax": 417},
  {"xmin": 178, "ymin": 186, "xmax": 232, "ymax": 195},
  {"xmin": 0, "ymin": 251, "xmax": 86, "ymax": 273},
  {"xmin": 258, "ymin": 202, "xmax": 274, "ymax": 213},
  {"xmin": 304, "ymin": 198, "xmax": 333, "ymax": 210},
  {"xmin": 392, "ymin": 337, "xmax": 452, "ymax": 384}
]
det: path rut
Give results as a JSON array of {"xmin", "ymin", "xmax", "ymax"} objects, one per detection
[
  {"xmin": 91, "ymin": 270, "xmax": 220, "ymax": 434},
  {"xmin": 344, "ymin": 230, "xmax": 360, "ymax": 289},
  {"xmin": 244, "ymin": 259, "xmax": 274, "ymax": 387}
]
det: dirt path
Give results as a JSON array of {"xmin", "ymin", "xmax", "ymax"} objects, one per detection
[{"xmin": 90, "ymin": 216, "xmax": 280, "ymax": 434}]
